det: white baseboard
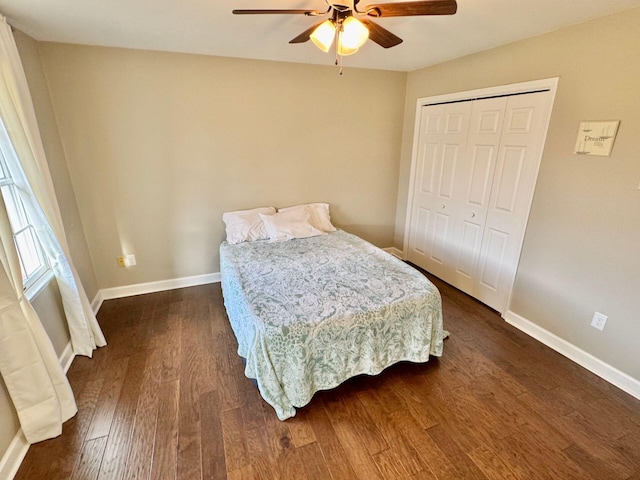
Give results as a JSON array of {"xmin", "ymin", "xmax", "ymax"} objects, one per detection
[
  {"xmin": 0, "ymin": 429, "xmax": 28, "ymax": 480},
  {"xmin": 383, "ymin": 247, "xmax": 404, "ymax": 260},
  {"xmin": 90, "ymin": 291, "xmax": 104, "ymax": 316},
  {"xmin": 60, "ymin": 341, "xmax": 75, "ymax": 374},
  {"xmin": 98, "ymin": 272, "xmax": 221, "ymax": 303},
  {"xmin": 503, "ymin": 310, "xmax": 640, "ymax": 400}
]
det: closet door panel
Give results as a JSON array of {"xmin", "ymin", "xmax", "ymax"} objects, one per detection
[
  {"xmin": 450, "ymin": 97, "xmax": 506, "ymax": 294},
  {"xmin": 438, "ymin": 144, "xmax": 459, "ymax": 199},
  {"xmin": 456, "ymin": 220, "xmax": 483, "ymax": 278},
  {"xmin": 467, "ymin": 145, "xmax": 495, "ymax": 207},
  {"xmin": 412, "ymin": 207, "xmax": 431, "ymax": 255},
  {"xmin": 475, "ymin": 91, "xmax": 552, "ymax": 311},
  {"xmin": 431, "ymin": 211, "xmax": 452, "ymax": 265},
  {"xmin": 493, "ymin": 146, "xmax": 526, "ymax": 214},
  {"xmin": 478, "ymin": 228, "xmax": 509, "ymax": 291},
  {"xmin": 407, "ymin": 102, "xmax": 471, "ymax": 281},
  {"xmin": 418, "ymin": 143, "xmax": 438, "ymax": 194}
]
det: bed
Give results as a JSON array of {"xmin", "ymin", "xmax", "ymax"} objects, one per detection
[{"xmin": 219, "ymin": 229, "xmax": 445, "ymax": 420}]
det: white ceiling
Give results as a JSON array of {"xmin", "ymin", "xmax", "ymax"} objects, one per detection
[{"xmin": 1, "ymin": 0, "xmax": 639, "ymax": 72}]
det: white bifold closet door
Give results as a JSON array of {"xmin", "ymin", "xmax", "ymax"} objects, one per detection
[{"xmin": 407, "ymin": 90, "xmax": 551, "ymax": 312}]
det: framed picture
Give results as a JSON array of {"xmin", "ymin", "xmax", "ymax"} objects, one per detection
[{"xmin": 574, "ymin": 120, "xmax": 620, "ymax": 156}]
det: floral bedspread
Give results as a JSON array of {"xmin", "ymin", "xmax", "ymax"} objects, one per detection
[{"xmin": 219, "ymin": 230, "xmax": 445, "ymax": 420}]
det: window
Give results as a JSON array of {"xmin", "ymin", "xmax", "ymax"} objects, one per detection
[{"xmin": 0, "ymin": 142, "xmax": 49, "ymax": 290}]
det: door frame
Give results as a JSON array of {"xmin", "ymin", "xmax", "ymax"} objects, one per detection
[{"xmin": 403, "ymin": 77, "xmax": 559, "ymax": 312}]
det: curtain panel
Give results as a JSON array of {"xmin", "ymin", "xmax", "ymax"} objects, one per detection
[
  {"xmin": 0, "ymin": 197, "xmax": 77, "ymax": 443},
  {"xmin": 0, "ymin": 15, "xmax": 106, "ymax": 443},
  {"xmin": 0, "ymin": 16, "xmax": 105, "ymax": 355}
]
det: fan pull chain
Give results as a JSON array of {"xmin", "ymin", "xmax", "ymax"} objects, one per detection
[{"xmin": 334, "ymin": 22, "xmax": 343, "ymax": 75}]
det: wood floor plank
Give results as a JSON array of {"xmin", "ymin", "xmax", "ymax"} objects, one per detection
[
  {"xmin": 426, "ymin": 423, "xmax": 489, "ymax": 480},
  {"xmin": 85, "ymin": 357, "xmax": 130, "ymax": 441},
  {"xmin": 214, "ymin": 333, "xmax": 241, "ymax": 411},
  {"xmin": 296, "ymin": 442, "xmax": 333, "ymax": 480},
  {"xmin": 467, "ymin": 444, "xmax": 524, "ymax": 480},
  {"xmin": 372, "ymin": 448, "xmax": 412, "ymax": 479},
  {"xmin": 220, "ymin": 408, "xmax": 249, "ymax": 472},
  {"xmin": 357, "ymin": 385, "xmax": 429, "ymax": 476},
  {"xmin": 200, "ymin": 390, "xmax": 226, "ymax": 480},
  {"xmin": 262, "ymin": 405, "xmax": 308, "ymax": 480},
  {"xmin": 150, "ymin": 379, "xmax": 180, "ymax": 480},
  {"xmin": 286, "ymin": 408, "xmax": 317, "ymax": 448},
  {"xmin": 387, "ymin": 408, "xmax": 462, "ymax": 480},
  {"xmin": 227, "ymin": 465, "xmax": 255, "ymax": 480},
  {"xmin": 236, "ymin": 372, "xmax": 267, "ymax": 432},
  {"xmin": 70, "ymin": 436, "xmax": 108, "ymax": 480},
  {"xmin": 563, "ymin": 442, "xmax": 629, "ymax": 480},
  {"xmin": 121, "ymin": 347, "xmax": 162, "ymax": 480},
  {"xmin": 95, "ymin": 415, "xmax": 135, "ymax": 480},
  {"xmin": 176, "ymin": 301, "xmax": 207, "ymax": 480},
  {"xmin": 305, "ymin": 402, "xmax": 359, "ymax": 480},
  {"xmin": 97, "ymin": 352, "xmax": 147, "ymax": 480},
  {"xmin": 322, "ymin": 384, "xmax": 388, "ymax": 456},
  {"xmin": 321, "ymin": 393, "xmax": 385, "ymax": 480},
  {"xmin": 244, "ymin": 427, "xmax": 281, "ymax": 480},
  {"xmin": 14, "ymin": 280, "xmax": 640, "ymax": 480}
]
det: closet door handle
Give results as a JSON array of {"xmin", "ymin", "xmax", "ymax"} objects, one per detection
[
  {"xmin": 471, "ymin": 212, "xmax": 476, "ymax": 218},
  {"xmin": 441, "ymin": 204, "xmax": 446, "ymax": 209}
]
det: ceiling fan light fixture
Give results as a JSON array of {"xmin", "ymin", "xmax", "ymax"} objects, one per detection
[
  {"xmin": 336, "ymin": 39, "xmax": 359, "ymax": 56},
  {"xmin": 310, "ymin": 20, "xmax": 336, "ymax": 52},
  {"xmin": 340, "ymin": 16, "xmax": 369, "ymax": 50}
]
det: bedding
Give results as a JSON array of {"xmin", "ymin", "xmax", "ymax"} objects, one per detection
[
  {"xmin": 219, "ymin": 230, "xmax": 445, "ymax": 420},
  {"xmin": 277, "ymin": 202, "xmax": 337, "ymax": 233},
  {"xmin": 222, "ymin": 206, "xmax": 275, "ymax": 244},
  {"xmin": 259, "ymin": 208, "xmax": 325, "ymax": 242}
]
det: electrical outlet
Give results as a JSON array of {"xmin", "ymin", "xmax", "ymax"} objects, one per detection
[
  {"xmin": 591, "ymin": 312, "xmax": 608, "ymax": 331},
  {"xmin": 117, "ymin": 254, "xmax": 136, "ymax": 267}
]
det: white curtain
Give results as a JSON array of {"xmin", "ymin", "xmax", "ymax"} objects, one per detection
[
  {"xmin": 0, "ymin": 197, "xmax": 77, "ymax": 443},
  {"xmin": 0, "ymin": 16, "xmax": 105, "ymax": 355},
  {"xmin": 0, "ymin": 15, "xmax": 106, "ymax": 442}
]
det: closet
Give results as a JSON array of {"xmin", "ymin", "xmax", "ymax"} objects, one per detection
[{"xmin": 405, "ymin": 81, "xmax": 556, "ymax": 313}]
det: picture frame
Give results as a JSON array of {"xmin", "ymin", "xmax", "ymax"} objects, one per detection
[{"xmin": 574, "ymin": 120, "xmax": 620, "ymax": 156}]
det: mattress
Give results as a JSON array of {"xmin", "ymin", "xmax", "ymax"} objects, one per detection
[{"xmin": 219, "ymin": 230, "xmax": 445, "ymax": 420}]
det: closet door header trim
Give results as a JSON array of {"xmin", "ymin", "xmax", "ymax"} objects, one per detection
[{"xmin": 413, "ymin": 78, "xmax": 559, "ymax": 110}]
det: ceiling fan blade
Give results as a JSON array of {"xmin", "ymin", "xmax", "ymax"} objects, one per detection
[
  {"xmin": 361, "ymin": 19, "xmax": 403, "ymax": 48},
  {"xmin": 232, "ymin": 9, "xmax": 321, "ymax": 15},
  {"xmin": 289, "ymin": 21, "xmax": 325, "ymax": 44},
  {"xmin": 362, "ymin": 0, "xmax": 457, "ymax": 17}
]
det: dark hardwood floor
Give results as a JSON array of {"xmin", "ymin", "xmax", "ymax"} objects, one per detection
[{"xmin": 15, "ymin": 273, "xmax": 640, "ymax": 479}]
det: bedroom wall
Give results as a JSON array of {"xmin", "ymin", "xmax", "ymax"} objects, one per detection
[
  {"xmin": 36, "ymin": 44, "xmax": 407, "ymax": 289},
  {"xmin": 395, "ymin": 8, "xmax": 640, "ymax": 381}
]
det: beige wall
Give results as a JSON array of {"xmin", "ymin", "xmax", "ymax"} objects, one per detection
[
  {"xmin": 396, "ymin": 8, "xmax": 640, "ymax": 380},
  {"xmin": 38, "ymin": 44, "xmax": 407, "ymax": 289}
]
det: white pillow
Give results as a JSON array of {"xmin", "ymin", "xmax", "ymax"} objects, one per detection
[
  {"xmin": 278, "ymin": 202, "xmax": 337, "ymax": 232},
  {"xmin": 259, "ymin": 209, "xmax": 325, "ymax": 242},
  {"xmin": 222, "ymin": 206, "xmax": 276, "ymax": 244}
]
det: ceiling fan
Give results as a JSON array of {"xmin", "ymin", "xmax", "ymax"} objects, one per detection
[{"xmin": 233, "ymin": 0, "xmax": 457, "ymax": 58}]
